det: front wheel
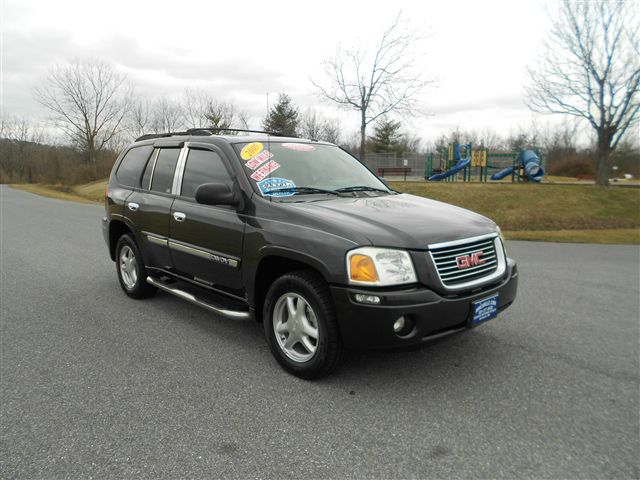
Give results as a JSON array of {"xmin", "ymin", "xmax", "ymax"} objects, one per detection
[{"xmin": 263, "ymin": 271, "xmax": 345, "ymax": 379}]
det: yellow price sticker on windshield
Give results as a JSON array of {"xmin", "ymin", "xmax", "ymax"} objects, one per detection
[{"xmin": 241, "ymin": 142, "xmax": 263, "ymax": 160}]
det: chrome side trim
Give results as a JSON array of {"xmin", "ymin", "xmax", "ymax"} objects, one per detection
[
  {"xmin": 167, "ymin": 240, "xmax": 240, "ymax": 268},
  {"xmin": 145, "ymin": 232, "xmax": 168, "ymax": 247},
  {"xmin": 428, "ymin": 236, "xmax": 506, "ymax": 292},
  {"xmin": 168, "ymin": 240, "xmax": 210, "ymax": 260},
  {"xmin": 146, "ymin": 277, "xmax": 250, "ymax": 320}
]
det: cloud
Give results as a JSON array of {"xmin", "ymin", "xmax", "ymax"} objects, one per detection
[
  {"xmin": 2, "ymin": 27, "xmax": 306, "ymax": 122},
  {"xmin": 429, "ymin": 93, "xmax": 526, "ymax": 117}
]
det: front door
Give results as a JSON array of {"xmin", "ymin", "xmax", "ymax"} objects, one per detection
[{"xmin": 168, "ymin": 144, "xmax": 245, "ymax": 297}]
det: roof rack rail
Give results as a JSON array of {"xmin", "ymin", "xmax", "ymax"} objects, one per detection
[
  {"xmin": 135, "ymin": 128, "xmax": 290, "ymax": 142},
  {"xmin": 186, "ymin": 128, "xmax": 285, "ymax": 136},
  {"xmin": 135, "ymin": 131, "xmax": 190, "ymax": 142}
]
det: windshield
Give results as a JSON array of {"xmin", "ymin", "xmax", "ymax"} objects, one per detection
[{"xmin": 232, "ymin": 141, "xmax": 390, "ymax": 198}]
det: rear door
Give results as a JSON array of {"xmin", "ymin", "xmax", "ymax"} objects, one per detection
[
  {"xmin": 110, "ymin": 144, "xmax": 154, "ymax": 223},
  {"xmin": 125, "ymin": 143, "xmax": 183, "ymax": 270},
  {"xmin": 168, "ymin": 143, "xmax": 245, "ymax": 297}
]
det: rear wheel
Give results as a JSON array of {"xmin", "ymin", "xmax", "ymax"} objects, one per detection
[
  {"xmin": 115, "ymin": 234, "xmax": 157, "ymax": 299},
  {"xmin": 263, "ymin": 271, "xmax": 345, "ymax": 379}
]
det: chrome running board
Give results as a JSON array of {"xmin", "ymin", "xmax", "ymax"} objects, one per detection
[{"xmin": 146, "ymin": 276, "xmax": 250, "ymax": 320}]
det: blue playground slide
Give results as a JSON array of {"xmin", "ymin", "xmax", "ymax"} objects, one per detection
[
  {"xmin": 521, "ymin": 150, "xmax": 544, "ymax": 182},
  {"xmin": 491, "ymin": 166, "xmax": 515, "ymax": 180},
  {"xmin": 428, "ymin": 144, "xmax": 471, "ymax": 181},
  {"xmin": 491, "ymin": 149, "xmax": 544, "ymax": 182}
]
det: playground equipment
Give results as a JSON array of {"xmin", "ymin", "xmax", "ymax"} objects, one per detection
[
  {"xmin": 427, "ymin": 144, "xmax": 472, "ymax": 181},
  {"xmin": 491, "ymin": 150, "xmax": 544, "ymax": 182},
  {"xmin": 425, "ymin": 143, "xmax": 544, "ymax": 183}
]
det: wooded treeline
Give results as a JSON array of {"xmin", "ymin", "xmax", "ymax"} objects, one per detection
[{"xmin": 2, "ymin": 110, "xmax": 637, "ymax": 185}]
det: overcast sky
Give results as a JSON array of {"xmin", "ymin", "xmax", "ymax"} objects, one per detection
[{"xmin": 3, "ymin": 0, "xmax": 560, "ymax": 145}]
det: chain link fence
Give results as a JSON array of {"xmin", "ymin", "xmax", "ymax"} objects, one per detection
[{"xmin": 359, "ymin": 153, "xmax": 426, "ymax": 180}]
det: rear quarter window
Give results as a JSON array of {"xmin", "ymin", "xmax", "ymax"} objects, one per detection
[{"xmin": 116, "ymin": 146, "xmax": 153, "ymax": 187}]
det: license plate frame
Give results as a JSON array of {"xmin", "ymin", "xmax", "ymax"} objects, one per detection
[{"xmin": 471, "ymin": 293, "xmax": 499, "ymax": 326}]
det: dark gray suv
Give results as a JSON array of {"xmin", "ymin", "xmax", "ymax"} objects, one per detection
[{"xmin": 103, "ymin": 129, "xmax": 518, "ymax": 378}]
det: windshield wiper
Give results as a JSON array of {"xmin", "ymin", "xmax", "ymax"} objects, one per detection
[
  {"xmin": 263, "ymin": 186, "xmax": 342, "ymax": 196},
  {"xmin": 335, "ymin": 186, "xmax": 391, "ymax": 194}
]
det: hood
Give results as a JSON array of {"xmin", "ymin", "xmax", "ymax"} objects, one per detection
[{"xmin": 286, "ymin": 193, "xmax": 498, "ymax": 249}]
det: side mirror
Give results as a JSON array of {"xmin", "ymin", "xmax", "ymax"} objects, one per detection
[{"xmin": 195, "ymin": 182, "xmax": 239, "ymax": 206}]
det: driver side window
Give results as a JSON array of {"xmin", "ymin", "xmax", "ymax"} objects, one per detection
[{"xmin": 180, "ymin": 149, "xmax": 232, "ymax": 198}]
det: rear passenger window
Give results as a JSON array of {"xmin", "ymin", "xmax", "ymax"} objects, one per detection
[
  {"xmin": 116, "ymin": 146, "xmax": 153, "ymax": 187},
  {"xmin": 150, "ymin": 148, "xmax": 180, "ymax": 194},
  {"xmin": 181, "ymin": 149, "xmax": 232, "ymax": 198}
]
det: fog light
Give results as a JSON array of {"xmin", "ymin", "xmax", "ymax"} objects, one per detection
[
  {"xmin": 354, "ymin": 294, "xmax": 381, "ymax": 305},
  {"xmin": 393, "ymin": 316, "xmax": 406, "ymax": 333}
]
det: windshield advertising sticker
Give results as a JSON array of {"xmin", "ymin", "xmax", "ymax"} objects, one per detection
[
  {"xmin": 282, "ymin": 143, "xmax": 316, "ymax": 152},
  {"xmin": 245, "ymin": 150, "xmax": 274, "ymax": 170},
  {"xmin": 257, "ymin": 178, "xmax": 296, "ymax": 197},
  {"xmin": 241, "ymin": 142, "xmax": 263, "ymax": 160},
  {"xmin": 250, "ymin": 160, "xmax": 281, "ymax": 181}
]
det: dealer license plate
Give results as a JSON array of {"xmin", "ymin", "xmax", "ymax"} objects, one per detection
[{"xmin": 471, "ymin": 294, "xmax": 499, "ymax": 326}]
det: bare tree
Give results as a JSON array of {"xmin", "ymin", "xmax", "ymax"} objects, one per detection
[
  {"xmin": 151, "ymin": 98, "xmax": 184, "ymax": 133},
  {"xmin": 312, "ymin": 12, "xmax": 433, "ymax": 161},
  {"xmin": 0, "ymin": 115, "xmax": 33, "ymax": 181},
  {"xmin": 526, "ymin": 0, "xmax": 639, "ymax": 185},
  {"xmin": 33, "ymin": 59, "xmax": 131, "ymax": 167},
  {"xmin": 299, "ymin": 108, "xmax": 324, "ymax": 140},
  {"xmin": 299, "ymin": 108, "xmax": 344, "ymax": 144},
  {"xmin": 0, "ymin": 115, "xmax": 32, "ymax": 143},
  {"xmin": 321, "ymin": 118, "xmax": 342, "ymax": 145},
  {"xmin": 204, "ymin": 100, "xmax": 248, "ymax": 133},
  {"xmin": 129, "ymin": 97, "xmax": 151, "ymax": 140},
  {"xmin": 236, "ymin": 110, "xmax": 250, "ymax": 131},
  {"xmin": 298, "ymin": 108, "xmax": 342, "ymax": 143},
  {"xmin": 182, "ymin": 89, "xmax": 213, "ymax": 128}
]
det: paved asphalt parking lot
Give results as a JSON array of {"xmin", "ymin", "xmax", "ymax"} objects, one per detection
[{"xmin": 1, "ymin": 185, "xmax": 638, "ymax": 479}]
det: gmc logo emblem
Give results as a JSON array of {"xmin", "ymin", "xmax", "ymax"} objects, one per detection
[{"xmin": 456, "ymin": 251, "xmax": 485, "ymax": 269}]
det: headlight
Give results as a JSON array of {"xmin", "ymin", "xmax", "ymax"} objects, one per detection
[{"xmin": 347, "ymin": 247, "xmax": 417, "ymax": 286}]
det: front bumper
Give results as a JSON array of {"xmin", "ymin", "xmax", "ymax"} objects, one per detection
[{"xmin": 330, "ymin": 259, "xmax": 518, "ymax": 349}]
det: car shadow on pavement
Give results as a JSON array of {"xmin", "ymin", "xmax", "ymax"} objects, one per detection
[{"xmin": 142, "ymin": 289, "xmax": 513, "ymax": 387}]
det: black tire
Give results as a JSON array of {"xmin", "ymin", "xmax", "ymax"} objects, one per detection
[
  {"xmin": 263, "ymin": 270, "xmax": 346, "ymax": 379},
  {"xmin": 115, "ymin": 234, "xmax": 157, "ymax": 299}
]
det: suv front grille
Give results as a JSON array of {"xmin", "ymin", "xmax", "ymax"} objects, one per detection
[{"xmin": 428, "ymin": 234, "xmax": 505, "ymax": 290}]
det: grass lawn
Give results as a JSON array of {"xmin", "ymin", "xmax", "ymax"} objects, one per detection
[
  {"xmin": 390, "ymin": 182, "xmax": 639, "ymax": 244},
  {"xmin": 11, "ymin": 181, "xmax": 640, "ymax": 244},
  {"xmin": 11, "ymin": 183, "xmax": 100, "ymax": 204},
  {"xmin": 503, "ymin": 229, "xmax": 639, "ymax": 244},
  {"xmin": 390, "ymin": 182, "xmax": 639, "ymax": 230}
]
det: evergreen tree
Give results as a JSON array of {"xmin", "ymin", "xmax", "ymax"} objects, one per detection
[
  {"xmin": 370, "ymin": 118, "xmax": 403, "ymax": 154},
  {"xmin": 263, "ymin": 93, "xmax": 299, "ymax": 136}
]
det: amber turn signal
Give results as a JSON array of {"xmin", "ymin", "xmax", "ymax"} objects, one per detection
[{"xmin": 349, "ymin": 254, "xmax": 379, "ymax": 282}]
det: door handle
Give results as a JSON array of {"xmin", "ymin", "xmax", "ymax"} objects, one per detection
[
  {"xmin": 173, "ymin": 212, "xmax": 186, "ymax": 222},
  {"xmin": 127, "ymin": 202, "xmax": 139, "ymax": 212}
]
